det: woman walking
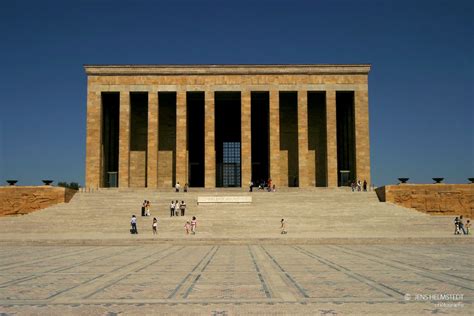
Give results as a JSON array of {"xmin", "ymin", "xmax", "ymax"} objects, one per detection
[
  {"xmin": 152, "ymin": 217, "xmax": 158, "ymax": 235},
  {"xmin": 191, "ymin": 216, "xmax": 197, "ymax": 235}
]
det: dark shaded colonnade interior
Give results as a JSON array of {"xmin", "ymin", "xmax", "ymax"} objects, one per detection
[
  {"xmin": 280, "ymin": 92, "xmax": 299, "ymax": 187},
  {"xmin": 130, "ymin": 92, "xmax": 148, "ymax": 187},
  {"xmin": 308, "ymin": 91, "xmax": 328, "ymax": 187},
  {"xmin": 99, "ymin": 90, "xmax": 357, "ymax": 188},
  {"xmin": 187, "ymin": 92, "xmax": 205, "ymax": 187},
  {"xmin": 215, "ymin": 92, "xmax": 242, "ymax": 187},
  {"xmin": 101, "ymin": 92, "xmax": 119, "ymax": 187},
  {"xmin": 251, "ymin": 92, "xmax": 270, "ymax": 185},
  {"xmin": 336, "ymin": 91, "xmax": 356, "ymax": 186}
]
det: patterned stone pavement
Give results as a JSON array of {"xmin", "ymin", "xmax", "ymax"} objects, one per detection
[{"xmin": 0, "ymin": 244, "xmax": 472, "ymax": 315}]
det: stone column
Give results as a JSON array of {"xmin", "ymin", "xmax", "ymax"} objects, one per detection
[
  {"xmin": 147, "ymin": 91, "xmax": 158, "ymax": 188},
  {"xmin": 269, "ymin": 90, "xmax": 281, "ymax": 186},
  {"xmin": 176, "ymin": 91, "xmax": 187, "ymax": 187},
  {"xmin": 326, "ymin": 90, "xmax": 338, "ymax": 187},
  {"xmin": 204, "ymin": 90, "xmax": 216, "ymax": 188},
  {"xmin": 297, "ymin": 90, "xmax": 310, "ymax": 187},
  {"xmin": 85, "ymin": 90, "xmax": 101, "ymax": 189},
  {"xmin": 355, "ymin": 89, "xmax": 371, "ymax": 185},
  {"xmin": 241, "ymin": 90, "xmax": 251, "ymax": 187},
  {"xmin": 119, "ymin": 91, "xmax": 130, "ymax": 188}
]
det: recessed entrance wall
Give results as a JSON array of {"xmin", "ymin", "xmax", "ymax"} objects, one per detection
[
  {"xmin": 308, "ymin": 91, "xmax": 327, "ymax": 187},
  {"xmin": 279, "ymin": 92, "xmax": 299, "ymax": 187},
  {"xmin": 251, "ymin": 92, "xmax": 269, "ymax": 184},
  {"xmin": 101, "ymin": 92, "xmax": 119, "ymax": 187},
  {"xmin": 187, "ymin": 92, "xmax": 205, "ymax": 187},
  {"xmin": 130, "ymin": 93, "xmax": 148, "ymax": 187},
  {"xmin": 158, "ymin": 92, "xmax": 176, "ymax": 187},
  {"xmin": 215, "ymin": 92, "xmax": 241, "ymax": 187},
  {"xmin": 336, "ymin": 91, "xmax": 356, "ymax": 186}
]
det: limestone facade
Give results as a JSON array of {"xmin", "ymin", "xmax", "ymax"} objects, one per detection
[{"xmin": 84, "ymin": 64, "xmax": 371, "ymax": 189}]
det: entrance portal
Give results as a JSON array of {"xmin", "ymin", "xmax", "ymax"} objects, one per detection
[{"xmin": 215, "ymin": 92, "xmax": 241, "ymax": 187}]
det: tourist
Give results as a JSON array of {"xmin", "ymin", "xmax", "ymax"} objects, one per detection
[
  {"xmin": 175, "ymin": 200, "xmax": 180, "ymax": 216},
  {"xmin": 351, "ymin": 181, "xmax": 356, "ymax": 192},
  {"xmin": 175, "ymin": 182, "xmax": 180, "ymax": 192},
  {"xmin": 130, "ymin": 215, "xmax": 138, "ymax": 234},
  {"xmin": 145, "ymin": 201, "xmax": 151, "ymax": 216},
  {"xmin": 459, "ymin": 215, "xmax": 467, "ymax": 235},
  {"xmin": 363, "ymin": 180, "xmax": 367, "ymax": 192},
  {"xmin": 272, "ymin": 184, "xmax": 276, "ymax": 192},
  {"xmin": 141, "ymin": 200, "xmax": 146, "ymax": 216},
  {"xmin": 267, "ymin": 178, "xmax": 272, "ymax": 192},
  {"xmin": 191, "ymin": 216, "xmax": 197, "ymax": 234},
  {"xmin": 184, "ymin": 220, "xmax": 191, "ymax": 234},
  {"xmin": 152, "ymin": 217, "xmax": 158, "ymax": 235},
  {"xmin": 184, "ymin": 183, "xmax": 188, "ymax": 192},
  {"xmin": 357, "ymin": 180, "xmax": 362, "ymax": 192},
  {"xmin": 466, "ymin": 220, "xmax": 471, "ymax": 235},
  {"xmin": 170, "ymin": 200, "xmax": 175, "ymax": 217},
  {"xmin": 249, "ymin": 180, "xmax": 253, "ymax": 192},
  {"xmin": 280, "ymin": 218, "xmax": 287, "ymax": 234},
  {"xmin": 180, "ymin": 200, "xmax": 186, "ymax": 216},
  {"xmin": 454, "ymin": 217, "xmax": 460, "ymax": 235}
]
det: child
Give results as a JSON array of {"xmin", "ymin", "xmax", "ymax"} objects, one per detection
[
  {"xmin": 191, "ymin": 216, "xmax": 197, "ymax": 235},
  {"xmin": 184, "ymin": 221, "xmax": 191, "ymax": 235},
  {"xmin": 280, "ymin": 218, "xmax": 287, "ymax": 234},
  {"xmin": 152, "ymin": 217, "xmax": 158, "ymax": 235}
]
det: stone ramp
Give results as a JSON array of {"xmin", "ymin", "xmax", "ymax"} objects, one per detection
[{"xmin": 0, "ymin": 188, "xmax": 462, "ymax": 243}]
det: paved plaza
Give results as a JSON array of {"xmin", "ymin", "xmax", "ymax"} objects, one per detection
[{"xmin": 0, "ymin": 243, "xmax": 472, "ymax": 315}]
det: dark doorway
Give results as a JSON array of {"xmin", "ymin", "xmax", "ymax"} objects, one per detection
[
  {"xmin": 101, "ymin": 92, "xmax": 119, "ymax": 187},
  {"xmin": 336, "ymin": 91, "xmax": 356, "ymax": 186},
  {"xmin": 158, "ymin": 92, "xmax": 177, "ymax": 187},
  {"xmin": 187, "ymin": 92, "xmax": 205, "ymax": 187},
  {"xmin": 308, "ymin": 92, "xmax": 327, "ymax": 187},
  {"xmin": 215, "ymin": 92, "xmax": 241, "ymax": 187},
  {"xmin": 251, "ymin": 92, "xmax": 269, "ymax": 185},
  {"xmin": 279, "ymin": 92, "xmax": 299, "ymax": 187}
]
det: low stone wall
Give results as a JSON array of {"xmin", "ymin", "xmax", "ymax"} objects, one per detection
[
  {"xmin": 0, "ymin": 186, "xmax": 77, "ymax": 216},
  {"xmin": 376, "ymin": 184, "xmax": 474, "ymax": 217}
]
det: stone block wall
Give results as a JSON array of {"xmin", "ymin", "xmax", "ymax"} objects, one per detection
[
  {"xmin": 0, "ymin": 186, "xmax": 77, "ymax": 216},
  {"xmin": 129, "ymin": 151, "xmax": 146, "ymax": 187},
  {"xmin": 376, "ymin": 184, "xmax": 474, "ymax": 218},
  {"xmin": 157, "ymin": 151, "xmax": 173, "ymax": 187}
]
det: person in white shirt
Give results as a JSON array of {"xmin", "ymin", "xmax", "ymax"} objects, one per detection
[
  {"xmin": 130, "ymin": 215, "xmax": 138, "ymax": 234},
  {"xmin": 170, "ymin": 201, "xmax": 175, "ymax": 217},
  {"xmin": 175, "ymin": 182, "xmax": 180, "ymax": 192}
]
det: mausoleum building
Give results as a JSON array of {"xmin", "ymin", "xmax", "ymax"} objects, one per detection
[{"xmin": 84, "ymin": 64, "xmax": 371, "ymax": 189}]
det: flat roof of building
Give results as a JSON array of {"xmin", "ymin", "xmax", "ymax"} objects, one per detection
[{"xmin": 84, "ymin": 64, "xmax": 371, "ymax": 75}]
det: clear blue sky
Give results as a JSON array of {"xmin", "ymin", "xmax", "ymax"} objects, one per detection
[{"xmin": 0, "ymin": 0, "xmax": 472, "ymax": 186}]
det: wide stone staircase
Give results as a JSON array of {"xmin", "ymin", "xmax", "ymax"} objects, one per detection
[{"xmin": 0, "ymin": 187, "xmax": 457, "ymax": 244}]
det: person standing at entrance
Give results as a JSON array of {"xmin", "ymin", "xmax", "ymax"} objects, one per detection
[
  {"xmin": 249, "ymin": 181, "xmax": 253, "ymax": 192},
  {"xmin": 363, "ymin": 180, "xmax": 367, "ymax": 192},
  {"xmin": 175, "ymin": 182, "xmax": 180, "ymax": 192}
]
